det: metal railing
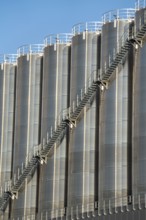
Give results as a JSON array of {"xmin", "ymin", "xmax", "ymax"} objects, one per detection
[
  {"xmin": 65, "ymin": 193, "xmax": 146, "ymax": 217},
  {"xmin": 72, "ymin": 21, "xmax": 102, "ymax": 35},
  {"xmin": 44, "ymin": 33, "xmax": 73, "ymax": 45},
  {"xmin": 102, "ymin": 8, "xmax": 136, "ymax": 23},
  {"xmin": 135, "ymin": 0, "xmax": 146, "ymax": 9},
  {"xmin": 101, "ymin": 22, "xmax": 134, "ymax": 76},
  {"xmin": 17, "ymin": 44, "xmax": 44, "ymax": 56},
  {"xmin": 0, "ymin": 54, "xmax": 18, "ymax": 64},
  {"xmin": 8, "ymin": 193, "xmax": 146, "ymax": 219}
]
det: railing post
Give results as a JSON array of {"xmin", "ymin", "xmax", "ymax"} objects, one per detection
[
  {"xmin": 117, "ymin": 9, "xmax": 119, "ymax": 19},
  {"xmin": 120, "ymin": 197, "xmax": 124, "ymax": 212},
  {"xmin": 87, "ymin": 203, "xmax": 90, "ymax": 218},
  {"xmin": 113, "ymin": 48, "xmax": 116, "ymax": 60},
  {"xmin": 72, "ymin": 101, "xmax": 75, "ymax": 112},
  {"xmin": 47, "ymin": 132, "xmax": 49, "ymax": 144},
  {"xmin": 29, "ymin": 45, "xmax": 31, "ymax": 54},
  {"xmin": 80, "ymin": 89, "xmax": 83, "ymax": 101},
  {"xmin": 104, "ymin": 62, "xmax": 107, "ymax": 72},
  {"xmin": 94, "ymin": 70, "xmax": 97, "ymax": 81},
  {"xmin": 103, "ymin": 200, "xmax": 107, "ymax": 215},
  {"xmin": 14, "ymin": 173, "xmax": 16, "ymax": 185},
  {"xmin": 132, "ymin": 195, "xmax": 136, "ymax": 210},
  {"xmin": 98, "ymin": 201, "xmax": 101, "ymax": 216},
  {"xmin": 115, "ymin": 198, "xmax": 118, "ymax": 213},
  {"xmin": 76, "ymin": 205, "xmax": 79, "ymax": 219},
  {"xmin": 109, "ymin": 54, "xmax": 111, "ymax": 66},
  {"xmin": 109, "ymin": 200, "xmax": 112, "ymax": 214},
  {"xmin": 43, "ymin": 138, "xmax": 46, "ymax": 149},
  {"xmin": 21, "ymin": 162, "xmax": 24, "ymax": 174},
  {"xmin": 82, "ymin": 205, "xmax": 85, "ymax": 219},
  {"xmin": 50, "ymin": 126, "xmax": 53, "ymax": 138},
  {"xmin": 4, "ymin": 182, "xmax": 7, "ymax": 192},
  {"xmin": 85, "ymin": 22, "xmax": 88, "ymax": 31},
  {"xmin": 138, "ymin": 194, "xmax": 142, "ymax": 210},
  {"xmin": 77, "ymin": 95, "xmax": 79, "ymax": 107},
  {"xmin": 25, "ymin": 155, "xmax": 28, "ymax": 166}
]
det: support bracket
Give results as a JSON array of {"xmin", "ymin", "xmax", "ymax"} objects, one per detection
[
  {"xmin": 100, "ymin": 80, "xmax": 109, "ymax": 90},
  {"xmin": 130, "ymin": 38, "xmax": 143, "ymax": 48},
  {"xmin": 39, "ymin": 156, "xmax": 47, "ymax": 165},
  {"xmin": 10, "ymin": 191, "xmax": 18, "ymax": 200},
  {"xmin": 64, "ymin": 119, "xmax": 76, "ymax": 128}
]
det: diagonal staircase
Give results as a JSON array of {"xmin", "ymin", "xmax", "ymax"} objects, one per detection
[
  {"xmin": 101, "ymin": 41, "xmax": 132, "ymax": 82},
  {"xmin": 0, "ymin": 22, "xmax": 146, "ymax": 214}
]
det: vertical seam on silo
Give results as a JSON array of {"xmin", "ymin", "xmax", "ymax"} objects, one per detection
[
  {"xmin": 5, "ymin": 66, "xmax": 8, "ymax": 188},
  {"xmin": 132, "ymin": 48, "xmax": 137, "ymax": 195},
  {"xmin": 6, "ymin": 68, "xmax": 9, "ymax": 175},
  {"xmin": 83, "ymin": 32, "xmax": 87, "ymax": 207},
  {"xmin": 115, "ymin": 20, "xmax": 119, "ymax": 205},
  {"xmin": 26, "ymin": 55, "xmax": 32, "ymax": 158},
  {"xmin": 53, "ymin": 44, "xmax": 59, "ymax": 213},
  {"xmin": 0, "ymin": 64, "xmax": 5, "ymax": 184},
  {"xmin": 24, "ymin": 54, "xmax": 32, "ymax": 217}
]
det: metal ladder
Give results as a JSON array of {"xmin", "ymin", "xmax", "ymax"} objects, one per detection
[{"xmin": 0, "ymin": 22, "xmax": 146, "ymax": 213}]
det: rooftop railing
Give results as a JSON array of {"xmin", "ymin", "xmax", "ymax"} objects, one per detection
[
  {"xmin": 72, "ymin": 21, "xmax": 102, "ymax": 35},
  {"xmin": 44, "ymin": 33, "xmax": 73, "ymax": 46},
  {"xmin": 0, "ymin": 54, "xmax": 18, "ymax": 64},
  {"xmin": 17, "ymin": 44, "xmax": 44, "ymax": 56},
  {"xmin": 135, "ymin": 0, "xmax": 146, "ymax": 9},
  {"xmin": 102, "ymin": 8, "xmax": 136, "ymax": 23}
]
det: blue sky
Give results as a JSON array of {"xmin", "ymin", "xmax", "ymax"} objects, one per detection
[{"xmin": 0, "ymin": 0, "xmax": 135, "ymax": 54}]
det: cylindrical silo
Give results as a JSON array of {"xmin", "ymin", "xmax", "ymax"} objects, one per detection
[
  {"xmin": 98, "ymin": 9, "xmax": 135, "ymax": 210},
  {"xmin": 0, "ymin": 54, "xmax": 17, "ymax": 219},
  {"xmin": 132, "ymin": 4, "xmax": 146, "ymax": 201},
  {"xmin": 67, "ymin": 22, "xmax": 102, "ymax": 217},
  {"xmin": 11, "ymin": 44, "xmax": 43, "ymax": 219},
  {"xmin": 38, "ymin": 34, "xmax": 72, "ymax": 219}
]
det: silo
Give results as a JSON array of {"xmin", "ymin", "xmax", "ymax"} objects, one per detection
[
  {"xmin": 11, "ymin": 45, "xmax": 43, "ymax": 219},
  {"xmin": 0, "ymin": 54, "xmax": 17, "ymax": 219},
  {"xmin": 67, "ymin": 22, "xmax": 102, "ymax": 217},
  {"xmin": 98, "ymin": 9, "xmax": 135, "ymax": 210},
  {"xmin": 38, "ymin": 34, "xmax": 72, "ymax": 219},
  {"xmin": 132, "ymin": 2, "xmax": 146, "ymax": 201}
]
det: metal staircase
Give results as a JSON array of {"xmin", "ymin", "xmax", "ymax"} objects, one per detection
[
  {"xmin": 134, "ymin": 23, "xmax": 146, "ymax": 45},
  {"xmin": 101, "ymin": 41, "xmax": 132, "ymax": 83},
  {"xmin": 0, "ymin": 22, "xmax": 146, "ymax": 214}
]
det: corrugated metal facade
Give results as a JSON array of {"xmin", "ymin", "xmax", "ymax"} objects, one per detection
[{"xmin": 1, "ymin": 3, "xmax": 146, "ymax": 220}]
